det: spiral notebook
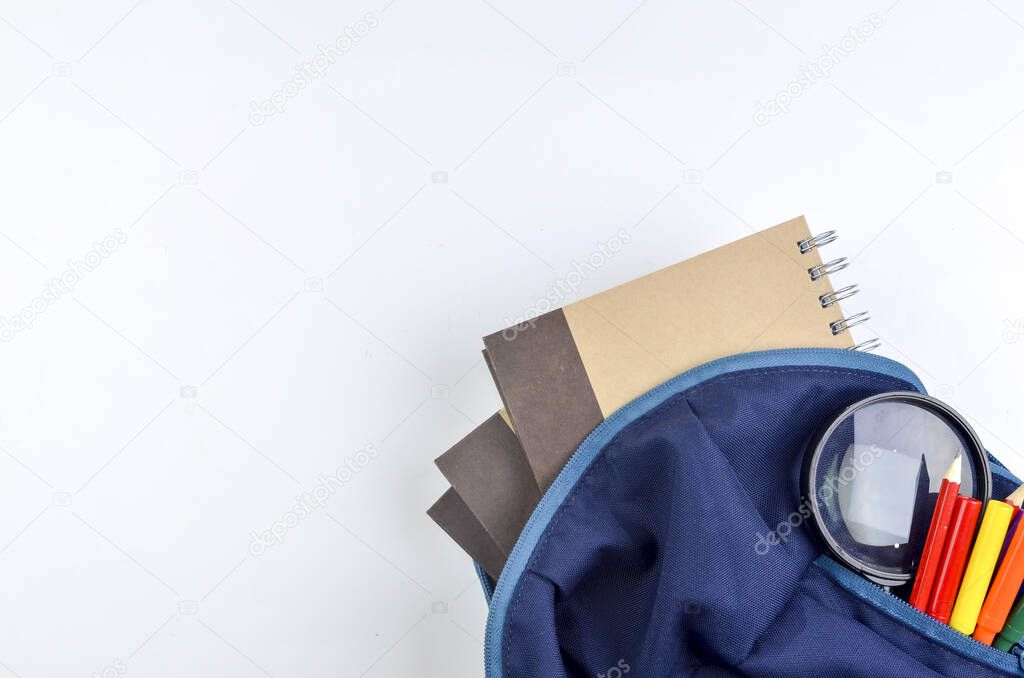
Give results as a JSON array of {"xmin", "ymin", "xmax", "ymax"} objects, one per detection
[
  {"xmin": 484, "ymin": 216, "xmax": 869, "ymax": 490},
  {"xmin": 432, "ymin": 216, "xmax": 873, "ymax": 576}
]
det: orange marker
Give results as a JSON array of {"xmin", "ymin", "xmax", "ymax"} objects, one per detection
[{"xmin": 974, "ymin": 485, "xmax": 1024, "ymax": 645}]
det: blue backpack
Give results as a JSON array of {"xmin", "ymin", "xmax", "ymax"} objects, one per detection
[{"xmin": 478, "ymin": 349, "xmax": 1024, "ymax": 677}]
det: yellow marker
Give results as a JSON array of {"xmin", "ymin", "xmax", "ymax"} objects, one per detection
[{"xmin": 950, "ymin": 500, "xmax": 1015, "ymax": 635}]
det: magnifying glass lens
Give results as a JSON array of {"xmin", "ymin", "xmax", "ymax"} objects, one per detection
[{"xmin": 807, "ymin": 394, "xmax": 989, "ymax": 586}]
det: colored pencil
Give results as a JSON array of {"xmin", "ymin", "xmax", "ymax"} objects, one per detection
[
  {"xmin": 998, "ymin": 485, "xmax": 1024, "ymax": 563},
  {"xmin": 909, "ymin": 456, "xmax": 961, "ymax": 612},
  {"xmin": 997, "ymin": 511, "xmax": 1022, "ymax": 571},
  {"xmin": 1006, "ymin": 484, "xmax": 1024, "ymax": 509}
]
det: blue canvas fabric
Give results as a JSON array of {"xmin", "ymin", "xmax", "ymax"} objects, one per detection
[{"xmin": 484, "ymin": 349, "xmax": 1024, "ymax": 677}]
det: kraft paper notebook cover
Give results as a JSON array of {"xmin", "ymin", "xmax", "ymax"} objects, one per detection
[{"xmin": 483, "ymin": 216, "xmax": 858, "ymax": 491}]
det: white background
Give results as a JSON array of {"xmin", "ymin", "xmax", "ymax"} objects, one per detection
[{"xmin": 2, "ymin": 1, "xmax": 1023, "ymax": 676}]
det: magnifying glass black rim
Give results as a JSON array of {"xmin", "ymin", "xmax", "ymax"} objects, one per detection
[{"xmin": 802, "ymin": 391, "xmax": 992, "ymax": 587}]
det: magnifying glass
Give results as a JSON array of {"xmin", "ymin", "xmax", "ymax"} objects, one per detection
[{"xmin": 802, "ymin": 392, "xmax": 992, "ymax": 587}]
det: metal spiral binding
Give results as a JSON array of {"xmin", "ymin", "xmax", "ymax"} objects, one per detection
[
  {"xmin": 820, "ymin": 284, "xmax": 859, "ymax": 308},
  {"xmin": 799, "ymin": 231, "xmax": 879, "ymax": 351},
  {"xmin": 809, "ymin": 258, "xmax": 849, "ymax": 281},
  {"xmin": 831, "ymin": 311, "xmax": 870, "ymax": 336},
  {"xmin": 849, "ymin": 338, "xmax": 882, "ymax": 352},
  {"xmin": 798, "ymin": 230, "xmax": 839, "ymax": 253}
]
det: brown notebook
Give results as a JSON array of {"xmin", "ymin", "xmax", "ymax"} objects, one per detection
[
  {"xmin": 483, "ymin": 216, "xmax": 857, "ymax": 491},
  {"xmin": 427, "ymin": 488, "xmax": 506, "ymax": 580},
  {"xmin": 435, "ymin": 412, "xmax": 539, "ymax": 557}
]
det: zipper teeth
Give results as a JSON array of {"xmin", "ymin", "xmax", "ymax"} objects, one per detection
[
  {"xmin": 483, "ymin": 347, "xmax": 925, "ymax": 675},
  {"xmin": 879, "ymin": 584, "xmax": 1016, "ymax": 663},
  {"xmin": 818, "ymin": 557, "xmax": 1022, "ymax": 673}
]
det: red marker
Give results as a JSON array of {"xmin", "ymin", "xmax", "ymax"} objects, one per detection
[
  {"xmin": 928, "ymin": 496, "xmax": 983, "ymax": 624},
  {"xmin": 909, "ymin": 456, "xmax": 962, "ymax": 612}
]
